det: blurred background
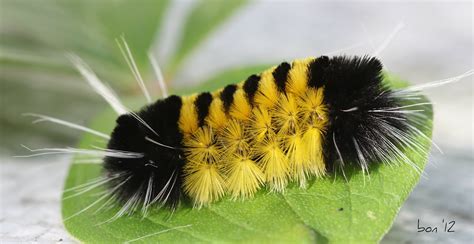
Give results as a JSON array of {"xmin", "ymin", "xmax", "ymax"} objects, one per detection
[{"xmin": 1, "ymin": 0, "xmax": 472, "ymax": 243}]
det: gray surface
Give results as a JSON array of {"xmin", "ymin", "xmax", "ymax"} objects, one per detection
[
  {"xmin": 383, "ymin": 153, "xmax": 474, "ymax": 243},
  {"xmin": 1, "ymin": 157, "xmax": 74, "ymax": 243},
  {"xmin": 1, "ymin": 0, "xmax": 473, "ymax": 243}
]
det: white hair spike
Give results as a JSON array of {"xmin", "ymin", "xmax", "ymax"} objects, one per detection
[
  {"xmin": 116, "ymin": 36, "xmax": 152, "ymax": 103},
  {"xmin": 148, "ymin": 52, "xmax": 169, "ymax": 98},
  {"xmin": 23, "ymin": 113, "xmax": 110, "ymax": 139},
  {"xmin": 67, "ymin": 53, "xmax": 128, "ymax": 115},
  {"xmin": 398, "ymin": 69, "xmax": 474, "ymax": 93},
  {"xmin": 372, "ymin": 22, "xmax": 405, "ymax": 57}
]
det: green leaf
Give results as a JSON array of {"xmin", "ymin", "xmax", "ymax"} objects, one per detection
[
  {"xmin": 0, "ymin": 0, "xmax": 169, "ymax": 153},
  {"xmin": 2, "ymin": 0, "xmax": 169, "ymax": 73},
  {"xmin": 172, "ymin": 64, "xmax": 271, "ymax": 96},
  {"xmin": 89, "ymin": 0, "xmax": 170, "ymax": 69},
  {"xmin": 166, "ymin": 0, "xmax": 248, "ymax": 76},
  {"xmin": 62, "ymin": 68, "xmax": 433, "ymax": 243}
]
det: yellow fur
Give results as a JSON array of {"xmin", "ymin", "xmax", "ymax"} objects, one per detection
[
  {"xmin": 206, "ymin": 98, "xmax": 228, "ymax": 130},
  {"xmin": 223, "ymin": 153, "xmax": 264, "ymax": 199},
  {"xmin": 179, "ymin": 57, "xmax": 330, "ymax": 205},
  {"xmin": 249, "ymin": 106, "xmax": 274, "ymax": 142},
  {"xmin": 255, "ymin": 136, "xmax": 289, "ymax": 192},
  {"xmin": 273, "ymin": 93, "xmax": 300, "ymax": 136},
  {"xmin": 298, "ymin": 88, "xmax": 327, "ymax": 130},
  {"xmin": 283, "ymin": 133, "xmax": 311, "ymax": 187},
  {"xmin": 184, "ymin": 126, "xmax": 220, "ymax": 164},
  {"xmin": 183, "ymin": 161, "xmax": 226, "ymax": 207},
  {"xmin": 229, "ymin": 88, "xmax": 252, "ymax": 120},
  {"xmin": 183, "ymin": 126, "xmax": 226, "ymax": 206},
  {"xmin": 297, "ymin": 88, "xmax": 327, "ymax": 178},
  {"xmin": 220, "ymin": 119, "xmax": 250, "ymax": 156},
  {"xmin": 287, "ymin": 57, "xmax": 314, "ymax": 96},
  {"xmin": 253, "ymin": 67, "xmax": 279, "ymax": 108},
  {"xmin": 178, "ymin": 95, "xmax": 198, "ymax": 135},
  {"xmin": 301, "ymin": 127, "xmax": 326, "ymax": 177}
]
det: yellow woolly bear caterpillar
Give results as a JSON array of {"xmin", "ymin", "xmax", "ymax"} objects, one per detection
[
  {"xmin": 76, "ymin": 55, "xmax": 433, "ymax": 208},
  {"xmin": 21, "ymin": 38, "xmax": 473, "ymax": 218}
]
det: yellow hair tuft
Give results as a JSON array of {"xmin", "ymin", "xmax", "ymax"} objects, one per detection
[
  {"xmin": 283, "ymin": 133, "xmax": 311, "ymax": 187},
  {"xmin": 223, "ymin": 153, "xmax": 264, "ymax": 199},
  {"xmin": 220, "ymin": 119, "xmax": 250, "ymax": 156},
  {"xmin": 183, "ymin": 126, "xmax": 225, "ymax": 207},
  {"xmin": 184, "ymin": 126, "xmax": 221, "ymax": 164},
  {"xmin": 179, "ymin": 57, "xmax": 331, "ymax": 206},
  {"xmin": 273, "ymin": 93, "xmax": 300, "ymax": 136},
  {"xmin": 298, "ymin": 88, "xmax": 328, "ymax": 130},
  {"xmin": 255, "ymin": 136, "xmax": 289, "ymax": 192},
  {"xmin": 229, "ymin": 89, "xmax": 252, "ymax": 120},
  {"xmin": 179, "ymin": 95, "xmax": 199, "ymax": 135},
  {"xmin": 301, "ymin": 126, "xmax": 326, "ymax": 177},
  {"xmin": 287, "ymin": 57, "xmax": 313, "ymax": 96},
  {"xmin": 183, "ymin": 161, "xmax": 226, "ymax": 208},
  {"xmin": 249, "ymin": 106, "xmax": 274, "ymax": 142},
  {"xmin": 253, "ymin": 67, "xmax": 279, "ymax": 108},
  {"xmin": 206, "ymin": 98, "xmax": 228, "ymax": 130}
]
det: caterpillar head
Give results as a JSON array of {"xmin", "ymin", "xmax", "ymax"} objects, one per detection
[
  {"xmin": 318, "ymin": 56, "xmax": 408, "ymax": 172},
  {"xmin": 103, "ymin": 95, "xmax": 185, "ymax": 209}
]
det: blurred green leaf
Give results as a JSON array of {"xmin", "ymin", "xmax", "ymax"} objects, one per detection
[
  {"xmin": 1, "ymin": 0, "xmax": 169, "ymax": 73},
  {"xmin": 172, "ymin": 64, "xmax": 270, "ymax": 95},
  {"xmin": 62, "ymin": 70, "xmax": 432, "ymax": 243},
  {"xmin": 0, "ymin": 0, "xmax": 169, "ymax": 153},
  {"xmin": 167, "ymin": 0, "xmax": 248, "ymax": 76},
  {"xmin": 89, "ymin": 0, "xmax": 170, "ymax": 69}
]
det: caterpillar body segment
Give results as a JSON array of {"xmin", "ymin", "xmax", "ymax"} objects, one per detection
[{"xmin": 105, "ymin": 55, "xmax": 415, "ymax": 208}]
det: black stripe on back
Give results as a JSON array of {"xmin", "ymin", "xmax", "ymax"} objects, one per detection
[
  {"xmin": 220, "ymin": 84, "xmax": 238, "ymax": 112},
  {"xmin": 272, "ymin": 62, "xmax": 291, "ymax": 92},
  {"xmin": 243, "ymin": 74, "xmax": 260, "ymax": 105},
  {"xmin": 308, "ymin": 56, "xmax": 329, "ymax": 88},
  {"xmin": 194, "ymin": 92, "xmax": 213, "ymax": 127}
]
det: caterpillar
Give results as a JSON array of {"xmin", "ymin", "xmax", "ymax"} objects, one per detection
[{"xmin": 102, "ymin": 55, "xmax": 427, "ymax": 209}]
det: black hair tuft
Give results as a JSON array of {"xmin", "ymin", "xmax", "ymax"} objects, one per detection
[
  {"xmin": 321, "ymin": 55, "xmax": 407, "ymax": 171},
  {"xmin": 104, "ymin": 95, "xmax": 185, "ymax": 209}
]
